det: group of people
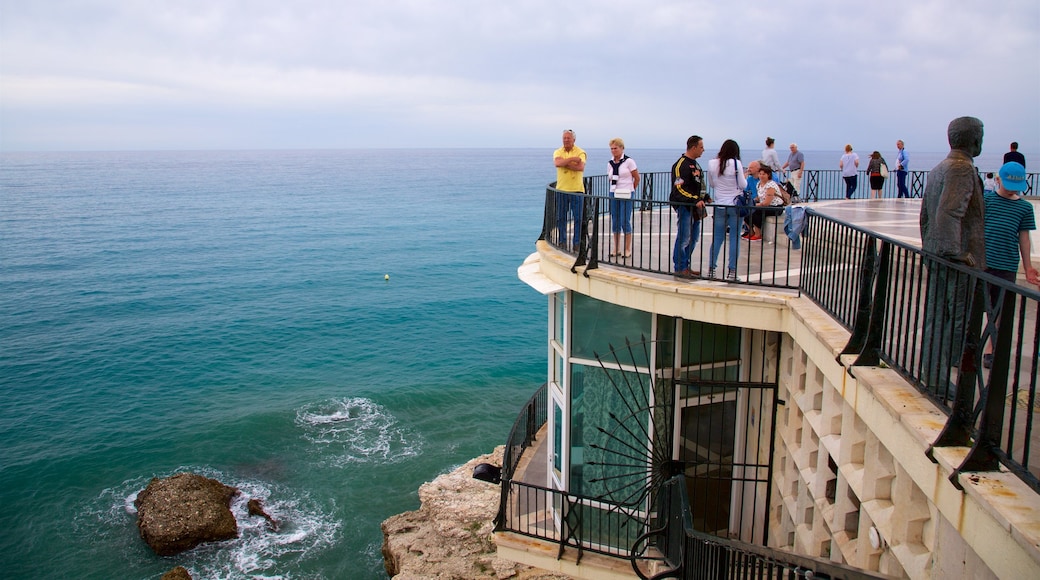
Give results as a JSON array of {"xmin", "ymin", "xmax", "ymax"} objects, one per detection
[
  {"xmin": 553, "ymin": 126, "xmax": 1034, "ymax": 297},
  {"xmin": 553, "ymin": 132, "xmax": 804, "ymax": 282},
  {"xmin": 838, "ymin": 140, "xmax": 911, "ymax": 199}
]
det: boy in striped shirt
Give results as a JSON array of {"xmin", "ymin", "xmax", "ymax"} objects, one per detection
[{"xmin": 982, "ymin": 161, "xmax": 1038, "ymax": 367}]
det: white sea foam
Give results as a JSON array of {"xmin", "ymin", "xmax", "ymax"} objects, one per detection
[
  {"xmin": 87, "ymin": 466, "xmax": 341, "ymax": 580},
  {"xmin": 295, "ymin": 397, "xmax": 423, "ymax": 466}
]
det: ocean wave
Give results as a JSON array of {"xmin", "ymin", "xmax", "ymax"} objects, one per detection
[
  {"xmin": 294, "ymin": 397, "xmax": 422, "ymax": 466},
  {"xmin": 86, "ymin": 466, "xmax": 341, "ymax": 580}
]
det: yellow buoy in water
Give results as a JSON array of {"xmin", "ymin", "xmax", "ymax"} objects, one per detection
[{"xmin": 384, "ymin": 274, "xmax": 390, "ymax": 281}]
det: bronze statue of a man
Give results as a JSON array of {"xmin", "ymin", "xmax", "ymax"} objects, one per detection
[{"xmin": 919, "ymin": 116, "xmax": 985, "ymax": 395}]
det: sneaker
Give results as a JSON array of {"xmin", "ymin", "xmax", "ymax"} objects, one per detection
[
  {"xmin": 726, "ymin": 269, "xmax": 740, "ymax": 282},
  {"xmin": 749, "ymin": 234, "xmax": 762, "ymax": 241},
  {"xmin": 708, "ymin": 268, "xmax": 717, "ymax": 279}
]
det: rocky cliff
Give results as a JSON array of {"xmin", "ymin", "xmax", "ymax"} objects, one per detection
[{"xmin": 381, "ymin": 446, "xmax": 570, "ymax": 579}]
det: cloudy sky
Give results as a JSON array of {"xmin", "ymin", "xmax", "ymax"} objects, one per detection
[{"xmin": 1, "ymin": 0, "xmax": 1037, "ymax": 153}]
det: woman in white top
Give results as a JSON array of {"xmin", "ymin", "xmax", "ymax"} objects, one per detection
[
  {"xmin": 839, "ymin": 144, "xmax": 860, "ymax": 199},
  {"xmin": 707, "ymin": 139, "xmax": 748, "ymax": 281},
  {"xmin": 607, "ymin": 138, "xmax": 640, "ymax": 259},
  {"xmin": 748, "ymin": 164, "xmax": 787, "ymax": 240}
]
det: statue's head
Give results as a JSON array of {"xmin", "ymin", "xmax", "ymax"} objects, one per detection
[{"xmin": 948, "ymin": 117, "xmax": 984, "ymax": 158}]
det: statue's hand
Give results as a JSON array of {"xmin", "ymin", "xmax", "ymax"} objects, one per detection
[{"xmin": 952, "ymin": 252, "xmax": 976, "ymax": 268}]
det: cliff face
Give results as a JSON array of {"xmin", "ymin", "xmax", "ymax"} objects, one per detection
[{"xmin": 381, "ymin": 446, "xmax": 570, "ymax": 579}]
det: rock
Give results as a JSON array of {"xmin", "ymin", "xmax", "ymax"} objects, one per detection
[
  {"xmin": 381, "ymin": 446, "xmax": 570, "ymax": 579},
  {"xmin": 247, "ymin": 497, "xmax": 279, "ymax": 531},
  {"xmin": 135, "ymin": 473, "xmax": 239, "ymax": 556},
  {"xmin": 160, "ymin": 566, "xmax": 192, "ymax": 580}
]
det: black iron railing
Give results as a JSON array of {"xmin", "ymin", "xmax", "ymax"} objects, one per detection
[
  {"xmin": 801, "ymin": 169, "xmax": 928, "ymax": 200},
  {"xmin": 541, "ymin": 168, "xmax": 1037, "ymax": 290},
  {"xmin": 541, "ymin": 181, "xmax": 801, "ymax": 290},
  {"xmin": 594, "ymin": 169, "xmax": 1038, "ymax": 205},
  {"xmin": 495, "ymin": 384, "xmax": 548, "ymax": 527},
  {"xmin": 632, "ymin": 475, "xmax": 890, "ymax": 580},
  {"xmin": 801, "ymin": 210, "xmax": 1040, "ymax": 492},
  {"xmin": 499, "ymin": 479, "xmax": 649, "ymax": 562}
]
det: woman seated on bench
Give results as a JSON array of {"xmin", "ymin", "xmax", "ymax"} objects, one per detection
[{"xmin": 743, "ymin": 163, "xmax": 788, "ymax": 241}]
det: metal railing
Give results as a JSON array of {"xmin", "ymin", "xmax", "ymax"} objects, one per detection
[
  {"xmin": 541, "ymin": 179, "xmax": 800, "ymax": 290},
  {"xmin": 499, "ymin": 479, "xmax": 650, "ymax": 563},
  {"xmin": 495, "ymin": 384, "xmax": 548, "ymax": 527},
  {"xmin": 801, "ymin": 169, "xmax": 928, "ymax": 200},
  {"xmin": 594, "ymin": 169, "xmax": 1038, "ymax": 205},
  {"xmin": 495, "ymin": 349, "xmax": 664, "ymax": 562},
  {"xmin": 541, "ymin": 168, "xmax": 1037, "ymax": 291},
  {"xmin": 801, "ymin": 210, "xmax": 1040, "ymax": 492},
  {"xmin": 633, "ymin": 475, "xmax": 891, "ymax": 580}
]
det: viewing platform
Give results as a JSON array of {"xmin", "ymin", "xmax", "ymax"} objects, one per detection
[{"xmin": 503, "ymin": 174, "xmax": 1040, "ymax": 579}]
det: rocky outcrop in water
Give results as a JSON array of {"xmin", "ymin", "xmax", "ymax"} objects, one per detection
[
  {"xmin": 160, "ymin": 566, "xmax": 192, "ymax": 580},
  {"xmin": 135, "ymin": 473, "xmax": 239, "ymax": 556},
  {"xmin": 247, "ymin": 497, "xmax": 279, "ymax": 531},
  {"xmin": 381, "ymin": 446, "xmax": 569, "ymax": 579}
]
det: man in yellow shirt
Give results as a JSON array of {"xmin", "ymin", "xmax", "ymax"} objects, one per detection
[{"xmin": 553, "ymin": 130, "xmax": 587, "ymax": 250}]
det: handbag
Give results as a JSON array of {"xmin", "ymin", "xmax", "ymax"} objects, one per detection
[
  {"xmin": 734, "ymin": 190, "xmax": 753, "ymax": 218},
  {"xmin": 880, "ymin": 162, "xmax": 889, "ymax": 179},
  {"xmin": 732, "ymin": 160, "xmax": 752, "ymax": 217}
]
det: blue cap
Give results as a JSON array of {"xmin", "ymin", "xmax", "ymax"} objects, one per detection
[{"xmin": 999, "ymin": 162, "xmax": 1028, "ymax": 192}]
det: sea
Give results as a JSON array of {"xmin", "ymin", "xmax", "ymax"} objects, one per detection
[{"xmin": 0, "ymin": 146, "xmax": 1009, "ymax": 579}]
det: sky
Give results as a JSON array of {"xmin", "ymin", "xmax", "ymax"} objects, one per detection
[{"xmin": 1, "ymin": 0, "xmax": 1038, "ymax": 153}]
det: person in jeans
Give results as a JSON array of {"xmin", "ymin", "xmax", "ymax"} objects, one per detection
[
  {"xmin": 670, "ymin": 135, "xmax": 708, "ymax": 279},
  {"xmin": 707, "ymin": 139, "xmax": 747, "ymax": 281},
  {"xmin": 553, "ymin": 130, "xmax": 586, "ymax": 250},
  {"xmin": 895, "ymin": 140, "xmax": 910, "ymax": 198},
  {"xmin": 839, "ymin": 144, "xmax": 859, "ymax": 199},
  {"xmin": 607, "ymin": 138, "xmax": 639, "ymax": 260}
]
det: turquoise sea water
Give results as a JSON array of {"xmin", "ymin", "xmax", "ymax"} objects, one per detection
[
  {"xmin": 1, "ymin": 149, "xmax": 565, "ymax": 579},
  {"xmin": 0, "ymin": 146, "xmax": 1003, "ymax": 579}
]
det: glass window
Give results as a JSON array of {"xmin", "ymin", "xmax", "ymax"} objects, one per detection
[
  {"xmin": 553, "ymin": 400, "xmax": 563, "ymax": 476},
  {"xmin": 681, "ymin": 320, "xmax": 741, "ymax": 366},
  {"xmin": 569, "ymin": 363, "xmax": 649, "ymax": 500},
  {"xmin": 571, "ymin": 294, "xmax": 651, "ymax": 366},
  {"xmin": 656, "ymin": 315, "xmax": 676, "ymax": 368},
  {"xmin": 680, "ymin": 320, "xmax": 741, "ymax": 382},
  {"xmin": 553, "ymin": 292, "xmax": 566, "ymax": 344}
]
